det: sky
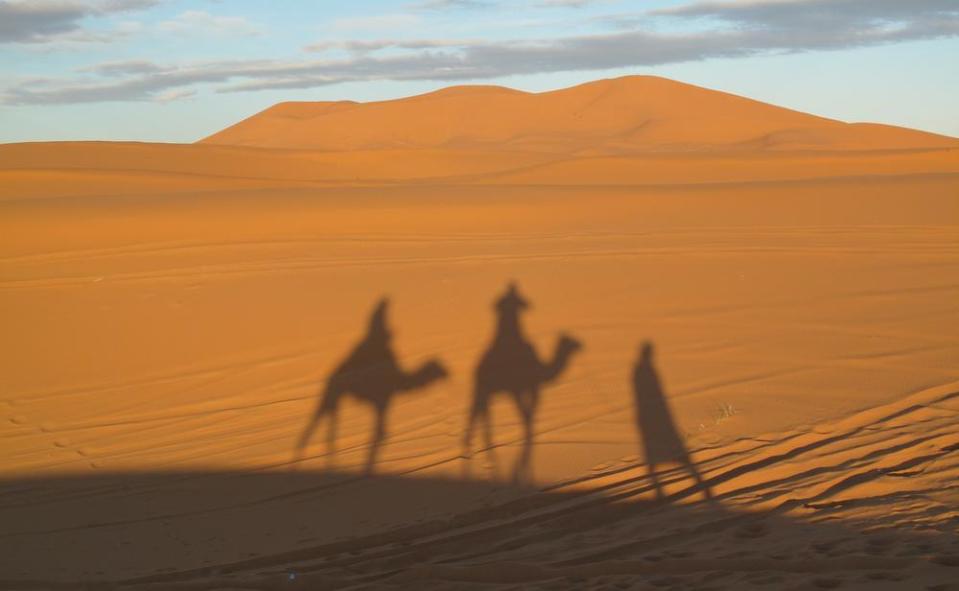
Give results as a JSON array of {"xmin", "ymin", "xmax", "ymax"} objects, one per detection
[{"xmin": 1, "ymin": 0, "xmax": 957, "ymax": 144}]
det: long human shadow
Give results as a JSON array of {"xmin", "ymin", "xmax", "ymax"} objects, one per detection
[
  {"xmin": 463, "ymin": 282, "xmax": 583, "ymax": 482},
  {"xmin": 295, "ymin": 298, "xmax": 448, "ymax": 473},
  {"xmin": 632, "ymin": 340, "xmax": 712, "ymax": 501}
]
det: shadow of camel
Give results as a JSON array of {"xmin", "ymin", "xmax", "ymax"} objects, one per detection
[
  {"xmin": 632, "ymin": 340, "xmax": 712, "ymax": 501},
  {"xmin": 464, "ymin": 282, "xmax": 582, "ymax": 482},
  {"xmin": 295, "ymin": 298, "xmax": 448, "ymax": 473}
]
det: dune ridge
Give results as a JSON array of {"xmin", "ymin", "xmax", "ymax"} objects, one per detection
[{"xmin": 200, "ymin": 76, "xmax": 959, "ymax": 153}]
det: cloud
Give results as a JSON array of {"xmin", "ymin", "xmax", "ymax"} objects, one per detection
[
  {"xmin": 537, "ymin": 0, "xmax": 606, "ymax": 7},
  {"xmin": 330, "ymin": 14, "xmax": 421, "ymax": 31},
  {"xmin": 652, "ymin": 0, "xmax": 958, "ymax": 27},
  {"xmin": 646, "ymin": 0, "xmax": 959, "ymax": 51},
  {"xmin": 79, "ymin": 59, "xmax": 167, "ymax": 76},
  {"xmin": 408, "ymin": 0, "xmax": 496, "ymax": 10},
  {"xmin": 409, "ymin": 0, "xmax": 606, "ymax": 9},
  {"xmin": 305, "ymin": 38, "xmax": 475, "ymax": 54},
  {"xmin": 156, "ymin": 10, "xmax": 263, "ymax": 37},
  {"xmin": 1, "ymin": 58, "xmax": 279, "ymax": 104},
  {"xmin": 154, "ymin": 88, "xmax": 196, "ymax": 103},
  {"xmin": 0, "ymin": 0, "xmax": 159, "ymax": 44},
  {"xmin": 4, "ymin": 0, "xmax": 957, "ymax": 104}
]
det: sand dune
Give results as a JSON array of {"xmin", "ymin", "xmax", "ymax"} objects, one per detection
[
  {"xmin": 202, "ymin": 76, "xmax": 959, "ymax": 153},
  {"xmin": 1, "ymin": 76, "xmax": 958, "ymax": 589}
]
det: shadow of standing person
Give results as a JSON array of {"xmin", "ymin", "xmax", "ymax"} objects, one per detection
[
  {"xmin": 632, "ymin": 341, "xmax": 712, "ymax": 501},
  {"xmin": 295, "ymin": 298, "xmax": 448, "ymax": 474}
]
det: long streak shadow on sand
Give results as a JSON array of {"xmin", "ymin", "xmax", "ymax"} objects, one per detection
[
  {"xmin": 632, "ymin": 340, "xmax": 712, "ymax": 502},
  {"xmin": 294, "ymin": 298, "xmax": 448, "ymax": 473},
  {"xmin": 463, "ymin": 282, "xmax": 582, "ymax": 483},
  {"xmin": 1, "ymin": 469, "xmax": 954, "ymax": 589}
]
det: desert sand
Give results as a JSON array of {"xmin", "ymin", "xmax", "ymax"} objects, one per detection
[{"xmin": 1, "ymin": 76, "xmax": 958, "ymax": 590}]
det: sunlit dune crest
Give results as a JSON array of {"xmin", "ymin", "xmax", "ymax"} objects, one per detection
[{"xmin": 201, "ymin": 76, "xmax": 958, "ymax": 152}]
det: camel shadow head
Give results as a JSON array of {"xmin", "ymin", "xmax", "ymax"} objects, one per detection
[
  {"xmin": 557, "ymin": 333, "xmax": 584, "ymax": 357},
  {"xmin": 419, "ymin": 358, "xmax": 451, "ymax": 384}
]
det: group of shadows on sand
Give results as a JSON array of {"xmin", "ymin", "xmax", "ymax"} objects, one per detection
[{"xmin": 295, "ymin": 282, "xmax": 711, "ymax": 500}]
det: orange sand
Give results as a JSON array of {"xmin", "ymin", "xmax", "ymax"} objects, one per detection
[{"xmin": 1, "ymin": 76, "xmax": 958, "ymax": 589}]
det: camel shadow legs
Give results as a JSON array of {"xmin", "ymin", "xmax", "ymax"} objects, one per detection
[
  {"xmin": 297, "ymin": 397, "xmax": 390, "ymax": 475},
  {"xmin": 464, "ymin": 387, "xmax": 541, "ymax": 484},
  {"xmin": 462, "ymin": 390, "xmax": 501, "ymax": 479},
  {"xmin": 511, "ymin": 390, "xmax": 536, "ymax": 484},
  {"xmin": 364, "ymin": 403, "xmax": 389, "ymax": 475},
  {"xmin": 325, "ymin": 408, "xmax": 339, "ymax": 469},
  {"xmin": 296, "ymin": 396, "xmax": 392, "ymax": 475},
  {"xmin": 294, "ymin": 391, "xmax": 338, "ymax": 470}
]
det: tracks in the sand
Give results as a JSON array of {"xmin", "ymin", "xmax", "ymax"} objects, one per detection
[{"xmin": 94, "ymin": 383, "xmax": 959, "ymax": 589}]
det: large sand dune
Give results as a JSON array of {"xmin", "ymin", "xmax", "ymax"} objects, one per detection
[
  {"xmin": 1, "ymin": 76, "xmax": 958, "ymax": 589},
  {"xmin": 202, "ymin": 76, "xmax": 958, "ymax": 153}
]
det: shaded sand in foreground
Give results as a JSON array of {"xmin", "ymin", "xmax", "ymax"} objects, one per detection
[
  {"xmin": 2, "ymin": 383, "xmax": 958, "ymax": 589},
  {"xmin": 1, "ymin": 77, "xmax": 958, "ymax": 588}
]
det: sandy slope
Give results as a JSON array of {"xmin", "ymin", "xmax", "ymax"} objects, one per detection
[
  {"xmin": 1, "ymin": 77, "xmax": 958, "ymax": 589},
  {"xmin": 201, "ymin": 76, "xmax": 959, "ymax": 153},
  {"xmin": 3, "ymin": 141, "xmax": 958, "ymax": 202}
]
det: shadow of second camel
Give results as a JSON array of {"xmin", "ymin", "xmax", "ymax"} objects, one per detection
[{"xmin": 463, "ymin": 282, "xmax": 583, "ymax": 483}]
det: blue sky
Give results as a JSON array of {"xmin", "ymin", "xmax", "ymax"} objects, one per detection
[{"xmin": 1, "ymin": 0, "xmax": 957, "ymax": 143}]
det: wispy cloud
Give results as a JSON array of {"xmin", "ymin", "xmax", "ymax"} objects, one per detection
[
  {"xmin": 156, "ymin": 10, "xmax": 263, "ymax": 37},
  {"xmin": 651, "ymin": 0, "xmax": 958, "ymax": 27},
  {"xmin": 4, "ymin": 0, "xmax": 957, "ymax": 104},
  {"xmin": 0, "ymin": 0, "xmax": 159, "ymax": 44},
  {"xmin": 537, "ymin": 0, "xmax": 608, "ymax": 7},
  {"xmin": 305, "ymin": 38, "xmax": 476, "ymax": 54},
  {"xmin": 154, "ymin": 88, "xmax": 196, "ymax": 103},
  {"xmin": 330, "ymin": 13, "xmax": 421, "ymax": 31},
  {"xmin": 79, "ymin": 59, "xmax": 166, "ymax": 76},
  {"xmin": 2, "ymin": 58, "xmax": 279, "ymax": 104},
  {"xmin": 408, "ymin": 0, "xmax": 496, "ymax": 10}
]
